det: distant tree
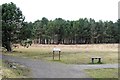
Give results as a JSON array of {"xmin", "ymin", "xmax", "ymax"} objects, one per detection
[
  {"xmin": 33, "ymin": 17, "xmax": 49, "ymax": 44},
  {"xmin": 32, "ymin": 18, "xmax": 119, "ymax": 44},
  {"xmin": 52, "ymin": 18, "xmax": 66, "ymax": 44},
  {"xmin": 19, "ymin": 22, "xmax": 33, "ymax": 40},
  {"xmin": 18, "ymin": 22, "xmax": 34, "ymax": 47},
  {"xmin": 111, "ymin": 20, "xmax": 119, "ymax": 43}
]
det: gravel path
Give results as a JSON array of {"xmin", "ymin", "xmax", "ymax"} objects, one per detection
[{"xmin": 2, "ymin": 54, "xmax": 119, "ymax": 78}]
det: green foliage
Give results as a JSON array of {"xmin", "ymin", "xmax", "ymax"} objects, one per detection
[
  {"xmin": 2, "ymin": 2, "xmax": 24, "ymax": 51},
  {"xmin": 33, "ymin": 17, "xmax": 119, "ymax": 44},
  {"xmin": 19, "ymin": 22, "xmax": 34, "ymax": 40},
  {"xmin": 20, "ymin": 39, "xmax": 32, "ymax": 48}
]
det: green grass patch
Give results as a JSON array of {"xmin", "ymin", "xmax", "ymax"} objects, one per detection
[{"xmin": 85, "ymin": 68, "xmax": 118, "ymax": 78}]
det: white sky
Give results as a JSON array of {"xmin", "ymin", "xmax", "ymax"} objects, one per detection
[{"xmin": 0, "ymin": 0, "xmax": 119, "ymax": 22}]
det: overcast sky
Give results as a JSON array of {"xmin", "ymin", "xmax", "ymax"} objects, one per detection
[{"xmin": 0, "ymin": 0, "xmax": 119, "ymax": 22}]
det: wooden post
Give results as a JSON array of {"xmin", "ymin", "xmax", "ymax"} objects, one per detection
[
  {"xmin": 59, "ymin": 51, "xmax": 60, "ymax": 60},
  {"xmin": 98, "ymin": 58, "xmax": 101, "ymax": 63},
  {"xmin": 92, "ymin": 58, "xmax": 94, "ymax": 63},
  {"xmin": 53, "ymin": 51, "xmax": 54, "ymax": 60}
]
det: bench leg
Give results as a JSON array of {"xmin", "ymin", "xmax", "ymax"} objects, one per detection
[
  {"xmin": 92, "ymin": 58, "xmax": 94, "ymax": 63},
  {"xmin": 98, "ymin": 58, "xmax": 101, "ymax": 63}
]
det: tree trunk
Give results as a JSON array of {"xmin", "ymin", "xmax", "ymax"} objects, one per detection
[
  {"xmin": 6, "ymin": 41, "xmax": 12, "ymax": 52},
  {"xmin": 90, "ymin": 36, "xmax": 94, "ymax": 44}
]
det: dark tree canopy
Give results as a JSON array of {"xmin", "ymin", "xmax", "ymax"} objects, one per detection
[
  {"xmin": 33, "ymin": 18, "xmax": 119, "ymax": 44},
  {"xmin": 2, "ymin": 2, "xmax": 24, "ymax": 51}
]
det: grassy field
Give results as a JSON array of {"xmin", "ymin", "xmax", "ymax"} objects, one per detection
[
  {"xmin": 3, "ymin": 44, "xmax": 118, "ymax": 64},
  {"xmin": 85, "ymin": 68, "xmax": 119, "ymax": 78}
]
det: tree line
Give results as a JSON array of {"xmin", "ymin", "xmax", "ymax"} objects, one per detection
[
  {"xmin": 1, "ymin": 2, "xmax": 119, "ymax": 51},
  {"xmin": 31, "ymin": 17, "xmax": 119, "ymax": 44}
]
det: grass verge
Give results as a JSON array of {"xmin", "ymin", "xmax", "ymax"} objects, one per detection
[
  {"xmin": 2, "ymin": 60, "xmax": 30, "ymax": 78},
  {"xmin": 85, "ymin": 68, "xmax": 118, "ymax": 78}
]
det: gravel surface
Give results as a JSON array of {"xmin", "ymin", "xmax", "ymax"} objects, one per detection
[{"xmin": 2, "ymin": 54, "xmax": 119, "ymax": 78}]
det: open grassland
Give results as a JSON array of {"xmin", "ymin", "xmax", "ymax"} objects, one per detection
[
  {"xmin": 85, "ymin": 68, "xmax": 119, "ymax": 78},
  {"xmin": 3, "ymin": 44, "xmax": 118, "ymax": 64}
]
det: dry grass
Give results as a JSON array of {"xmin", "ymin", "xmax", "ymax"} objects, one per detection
[
  {"xmin": 31, "ymin": 44, "xmax": 118, "ymax": 52},
  {"xmin": 3, "ymin": 44, "xmax": 118, "ymax": 64}
]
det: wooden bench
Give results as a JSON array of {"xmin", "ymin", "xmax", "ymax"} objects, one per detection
[{"xmin": 91, "ymin": 57, "xmax": 102, "ymax": 63}]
